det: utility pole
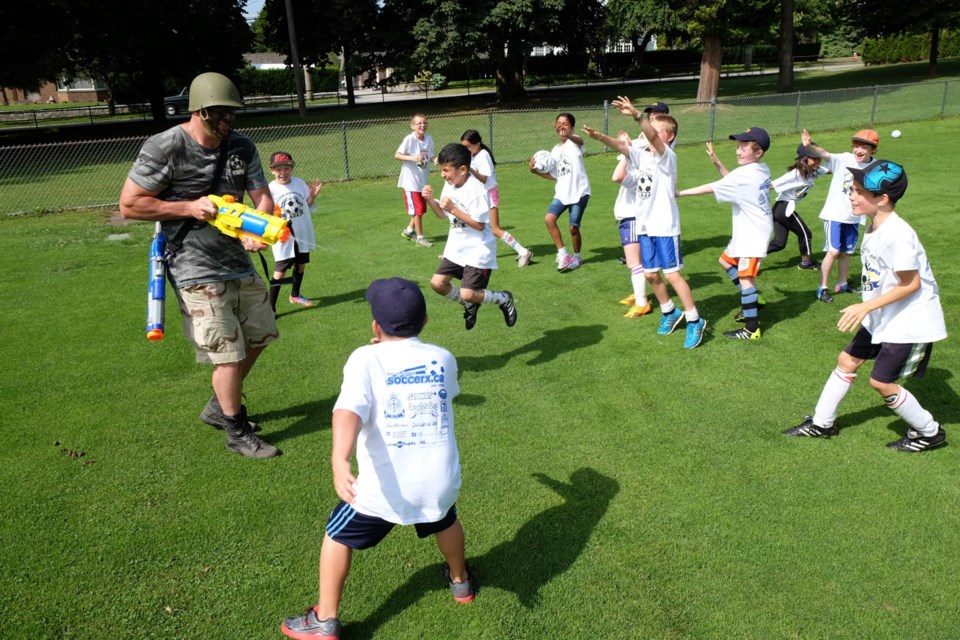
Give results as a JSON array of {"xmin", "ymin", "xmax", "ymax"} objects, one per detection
[{"xmin": 283, "ymin": 0, "xmax": 307, "ymax": 117}]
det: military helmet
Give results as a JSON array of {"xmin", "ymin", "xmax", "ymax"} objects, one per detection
[{"xmin": 188, "ymin": 72, "xmax": 243, "ymax": 112}]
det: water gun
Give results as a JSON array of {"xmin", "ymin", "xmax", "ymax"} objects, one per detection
[
  {"xmin": 207, "ymin": 194, "xmax": 290, "ymax": 245},
  {"xmin": 146, "ymin": 222, "xmax": 166, "ymax": 341}
]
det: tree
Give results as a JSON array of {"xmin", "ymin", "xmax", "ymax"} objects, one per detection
[
  {"xmin": 605, "ymin": 0, "xmax": 680, "ymax": 69},
  {"xmin": 777, "ymin": 0, "xmax": 795, "ymax": 92},
  {"xmin": 0, "ymin": 1, "xmax": 75, "ymax": 98}
]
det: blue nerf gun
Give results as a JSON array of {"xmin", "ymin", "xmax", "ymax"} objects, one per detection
[{"xmin": 146, "ymin": 222, "xmax": 166, "ymax": 341}]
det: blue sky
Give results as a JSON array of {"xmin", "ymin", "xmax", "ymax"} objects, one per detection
[{"xmin": 244, "ymin": 0, "xmax": 264, "ymax": 22}]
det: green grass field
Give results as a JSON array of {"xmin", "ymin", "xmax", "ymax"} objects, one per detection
[{"xmin": 2, "ymin": 117, "xmax": 960, "ymax": 639}]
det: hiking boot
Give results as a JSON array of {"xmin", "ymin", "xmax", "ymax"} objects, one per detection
[
  {"xmin": 619, "ymin": 293, "xmax": 636, "ymax": 306},
  {"xmin": 624, "ymin": 303, "xmax": 652, "ymax": 319},
  {"xmin": 817, "ymin": 287, "xmax": 834, "ymax": 303},
  {"xmin": 499, "ymin": 291, "xmax": 517, "ymax": 327},
  {"xmin": 224, "ymin": 408, "xmax": 279, "ymax": 459},
  {"xmin": 684, "ymin": 318, "xmax": 707, "ymax": 349},
  {"xmin": 401, "ymin": 227, "xmax": 416, "ymax": 241},
  {"xmin": 886, "ymin": 426, "xmax": 946, "ymax": 452},
  {"xmin": 556, "ymin": 254, "xmax": 575, "ymax": 272},
  {"xmin": 290, "ymin": 295, "xmax": 316, "ymax": 307},
  {"xmin": 443, "ymin": 563, "xmax": 475, "ymax": 604},
  {"xmin": 517, "ymin": 249, "xmax": 534, "ymax": 267},
  {"xmin": 783, "ymin": 416, "xmax": 838, "ymax": 438},
  {"xmin": 200, "ymin": 395, "xmax": 260, "ymax": 432},
  {"xmin": 463, "ymin": 302, "xmax": 479, "ymax": 330},
  {"xmin": 657, "ymin": 308, "xmax": 683, "ymax": 335},
  {"xmin": 415, "ymin": 236, "xmax": 433, "ymax": 247},
  {"xmin": 281, "ymin": 608, "xmax": 341, "ymax": 639},
  {"xmin": 798, "ymin": 260, "xmax": 821, "ymax": 271},
  {"xmin": 723, "ymin": 327, "xmax": 761, "ymax": 340}
]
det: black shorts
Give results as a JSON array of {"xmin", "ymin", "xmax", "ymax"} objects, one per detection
[
  {"xmin": 844, "ymin": 326, "xmax": 933, "ymax": 384},
  {"xmin": 274, "ymin": 246, "xmax": 310, "ymax": 272},
  {"xmin": 324, "ymin": 501, "xmax": 458, "ymax": 550},
  {"xmin": 435, "ymin": 258, "xmax": 492, "ymax": 291}
]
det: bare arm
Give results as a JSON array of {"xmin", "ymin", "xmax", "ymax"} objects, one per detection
[
  {"xmin": 469, "ymin": 167, "xmax": 488, "ymax": 184},
  {"xmin": 330, "ymin": 409, "xmax": 361, "ymax": 503},
  {"xmin": 422, "ymin": 184, "xmax": 448, "ymax": 219},
  {"xmin": 801, "ymin": 128, "xmax": 831, "ymax": 161},
  {"xmin": 705, "ymin": 142, "xmax": 729, "ymax": 177},
  {"xmin": 529, "ymin": 155, "xmax": 557, "ymax": 180},
  {"xmin": 581, "ymin": 124, "xmax": 629, "ymax": 155},
  {"xmin": 677, "ymin": 184, "xmax": 715, "ymax": 198},
  {"xmin": 437, "ymin": 196, "xmax": 485, "ymax": 230},
  {"xmin": 119, "ymin": 177, "xmax": 215, "ymax": 222},
  {"xmin": 837, "ymin": 270, "xmax": 920, "ymax": 333}
]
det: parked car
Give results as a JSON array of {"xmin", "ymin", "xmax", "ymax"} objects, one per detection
[{"xmin": 163, "ymin": 88, "xmax": 188, "ymax": 116}]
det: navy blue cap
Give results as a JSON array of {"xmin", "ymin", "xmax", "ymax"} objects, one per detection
[
  {"xmin": 729, "ymin": 127, "xmax": 770, "ymax": 152},
  {"xmin": 643, "ymin": 101, "xmax": 669, "ymax": 114},
  {"xmin": 797, "ymin": 143, "xmax": 818, "ymax": 159},
  {"xmin": 848, "ymin": 159, "xmax": 908, "ymax": 203},
  {"xmin": 365, "ymin": 277, "xmax": 426, "ymax": 337}
]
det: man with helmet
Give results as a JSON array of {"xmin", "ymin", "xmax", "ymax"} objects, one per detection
[{"xmin": 120, "ymin": 72, "xmax": 280, "ymax": 460}]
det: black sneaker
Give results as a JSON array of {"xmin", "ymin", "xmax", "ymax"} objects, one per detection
[
  {"xmin": 723, "ymin": 327, "xmax": 761, "ymax": 340},
  {"xmin": 733, "ymin": 311, "xmax": 745, "ymax": 323},
  {"xmin": 783, "ymin": 416, "xmax": 839, "ymax": 438},
  {"xmin": 281, "ymin": 607, "xmax": 341, "ymax": 639},
  {"xmin": 463, "ymin": 303, "xmax": 479, "ymax": 330},
  {"xmin": 798, "ymin": 260, "xmax": 821, "ymax": 271},
  {"xmin": 886, "ymin": 426, "xmax": 946, "ymax": 452},
  {"xmin": 500, "ymin": 291, "xmax": 517, "ymax": 327},
  {"xmin": 817, "ymin": 287, "xmax": 834, "ymax": 303},
  {"xmin": 200, "ymin": 395, "xmax": 261, "ymax": 432}
]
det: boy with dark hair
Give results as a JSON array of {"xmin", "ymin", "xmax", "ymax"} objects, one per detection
[
  {"xmin": 425, "ymin": 143, "xmax": 517, "ymax": 330},
  {"xmin": 281, "ymin": 277, "xmax": 473, "ymax": 640},
  {"xmin": 784, "ymin": 160, "xmax": 947, "ymax": 451}
]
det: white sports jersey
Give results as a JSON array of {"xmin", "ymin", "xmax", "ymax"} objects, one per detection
[
  {"xmin": 613, "ymin": 154, "xmax": 641, "ymax": 221},
  {"xmin": 470, "ymin": 148, "xmax": 497, "ymax": 191},
  {"xmin": 440, "ymin": 175, "xmax": 497, "ymax": 269},
  {"xmin": 819, "ymin": 152, "xmax": 872, "ymax": 224},
  {"xmin": 551, "ymin": 138, "xmax": 591, "ymax": 205},
  {"xmin": 860, "ymin": 212, "xmax": 946, "ymax": 344},
  {"xmin": 396, "ymin": 132, "xmax": 435, "ymax": 191},
  {"xmin": 333, "ymin": 337, "xmax": 461, "ymax": 525},
  {"xmin": 629, "ymin": 143, "xmax": 680, "ymax": 237},
  {"xmin": 269, "ymin": 177, "xmax": 317, "ymax": 261},
  {"xmin": 711, "ymin": 162, "xmax": 773, "ymax": 258}
]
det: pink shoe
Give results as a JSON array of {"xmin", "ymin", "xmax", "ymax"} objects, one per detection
[
  {"xmin": 556, "ymin": 254, "xmax": 575, "ymax": 271},
  {"xmin": 568, "ymin": 256, "xmax": 583, "ymax": 270}
]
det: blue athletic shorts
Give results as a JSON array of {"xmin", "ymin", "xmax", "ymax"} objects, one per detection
[
  {"xmin": 618, "ymin": 219, "xmax": 640, "ymax": 246},
  {"xmin": 546, "ymin": 194, "xmax": 590, "ymax": 227},
  {"xmin": 823, "ymin": 221, "xmax": 859, "ymax": 254},
  {"xmin": 843, "ymin": 326, "xmax": 933, "ymax": 383},
  {"xmin": 639, "ymin": 235, "xmax": 683, "ymax": 274},
  {"xmin": 325, "ymin": 501, "xmax": 458, "ymax": 550}
]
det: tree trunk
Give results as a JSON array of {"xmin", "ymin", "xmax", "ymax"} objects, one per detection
[
  {"xmin": 343, "ymin": 50, "xmax": 356, "ymax": 107},
  {"xmin": 696, "ymin": 34, "xmax": 723, "ymax": 104},
  {"xmin": 928, "ymin": 25, "xmax": 940, "ymax": 77},
  {"xmin": 777, "ymin": 0, "xmax": 795, "ymax": 93},
  {"xmin": 495, "ymin": 37, "xmax": 526, "ymax": 102}
]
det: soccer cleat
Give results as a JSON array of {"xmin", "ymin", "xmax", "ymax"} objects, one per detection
[
  {"xmin": 463, "ymin": 303, "xmax": 479, "ymax": 330},
  {"xmin": 401, "ymin": 227, "xmax": 416, "ymax": 241},
  {"xmin": 657, "ymin": 308, "xmax": 683, "ymax": 335},
  {"xmin": 624, "ymin": 303, "xmax": 652, "ymax": 319},
  {"xmin": 281, "ymin": 608, "xmax": 342, "ymax": 639},
  {"xmin": 415, "ymin": 236, "xmax": 433, "ymax": 247},
  {"xmin": 723, "ymin": 326, "xmax": 761, "ymax": 340},
  {"xmin": 556, "ymin": 254, "xmax": 575, "ymax": 271},
  {"xmin": 886, "ymin": 426, "xmax": 946, "ymax": 452},
  {"xmin": 200, "ymin": 395, "xmax": 261, "ymax": 432},
  {"xmin": 290, "ymin": 295, "xmax": 317, "ymax": 307},
  {"xmin": 817, "ymin": 287, "xmax": 834, "ymax": 303},
  {"xmin": 618, "ymin": 255, "xmax": 627, "ymax": 265},
  {"xmin": 619, "ymin": 293, "xmax": 636, "ymax": 306},
  {"xmin": 798, "ymin": 260, "xmax": 821, "ymax": 271},
  {"xmin": 684, "ymin": 318, "xmax": 707, "ymax": 349},
  {"xmin": 568, "ymin": 255, "xmax": 583, "ymax": 270},
  {"xmin": 517, "ymin": 249, "xmax": 534, "ymax": 267},
  {"xmin": 834, "ymin": 283, "xmax": 860, "ymax": 294},
  {"xmin": 783, "ymin": 416, "xmax": 838, "ymax": 438},
  {"xmin": 499, "ymin": 291, "xmax": 517, "ymax": 327},
  {"xmin": 733, "ymin": 311, "xmax": 746, "ymax": 323},
  {"xmin": 443, "ymin": 563, "xmax": 475, "ymax": 604}
]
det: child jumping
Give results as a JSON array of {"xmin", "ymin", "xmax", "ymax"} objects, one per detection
[
  {"xmin": 395, "ymin": 113, "xmax": 435, "ymax": 247},
  {"xmin": 461, "ymin": 129, "xmax": 534, "ymax": 267},
  {"xmin": 425, "ymin": 143, "xmax": 517, "ymax": 331},
  {"xmin": 784, "ymin": 159, "xmax": 947, "ymax": 452},
  {"xmin": 609, "ymin": 128, "xmax": 651, "ymax": 317},
  {"xmin": 767, "ymin": 143, "xmax": 827, "ymax": 270},
  {"xmin": 280, "ymin": 277, "xmax": 473, "ymax": 640},
  {"xmin": 267, "ymin": 151, "xmax": 323, "ymax": 309}
]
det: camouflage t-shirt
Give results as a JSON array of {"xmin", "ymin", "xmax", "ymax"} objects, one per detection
[{"xmin": 127, "ymin": 126, "xmax": 268, "ymax": 287}]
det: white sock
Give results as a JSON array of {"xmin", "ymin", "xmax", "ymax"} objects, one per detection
[
  {"xmin": 630, "ymin": 267, "xmax": 647, "ymax": 305},
  {"xmin": 500, "ymin": 232, "xmax": 525, "ymax": 254},
  {"xmin": 660, "ymin": 300, "xmax": 676, "ymax": 315},
  {"xmin": 445, "ymin": 285, "xmax": 462, "ymax": 303},
  {"xmin": 557, "ymin": 247, "xmax": 569, "ymax": 258},
  {"xmin": 813, "ymin": 367, "xmax": 857, "ymax": 427},
  {"xmin": 885, "ymin": 386, "xmax": 939, "ymax": 436},
  {"xmin": 482, "ymin": 290, "xmax": 507, "ymax": 305},
  {"xmin": 684, "ymin": 307, "xmax": 700, "ymax": 323}
]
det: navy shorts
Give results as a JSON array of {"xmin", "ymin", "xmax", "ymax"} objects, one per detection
[
  {"xmin": 274, "ymin": 245, "xmax": 310, "ymax": 272},
  {"xmin": 844, "ymin": 326, "xmax": 933, "ymax": 383},
  {"xmin": 325, "ymin": 501, "xmax": 459, "ymax": 550},
  {"xmin": 618, "ymin": 219, "xmax": 640, "ymax": 246},
  {"xmin": 546, "ymin": 194, "xmax": 590, "ymax": 227}
]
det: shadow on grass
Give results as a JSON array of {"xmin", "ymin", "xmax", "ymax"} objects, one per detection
[
  {"xmin": 457, "ymin": 324, "xmax": 607, "ymax": 371},
  {"xmin": 274, "ymin": 287, "xmax": 366, "ymax": 319},
  {"xmin": 345, "ymin": 468, "xmax": 620, "ymax": 639},
  {"xmin": 257, "ymin": 396, "xmax": 339, "ymax": 443}
]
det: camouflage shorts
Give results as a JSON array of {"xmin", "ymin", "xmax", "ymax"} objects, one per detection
[{"xmin": 176, "ymin": 275, "xmax": 279, "ymax": 364}]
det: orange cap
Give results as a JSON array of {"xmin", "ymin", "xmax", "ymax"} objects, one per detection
[
  {"xmin": 147, "ymin": 329, "xmax": 164, "ymax": 341},
  {"xmin": 852, "ymin": 129, "xmax": 879, "ymax": 148}
]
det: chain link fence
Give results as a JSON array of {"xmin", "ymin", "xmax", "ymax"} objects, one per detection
[{"xmin": 1, "ymin": 79, "xmax": 958, "ymax": 216}]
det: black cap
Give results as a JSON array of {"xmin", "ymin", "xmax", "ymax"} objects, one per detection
[
  {"xmin": 269, "ymin": 151, "xmax": 294, "ymax": 168},
  {"xmin": 848, "ymin": 159, "xmax": 908, "ymax": 203},
  {"xmin": 729, "ymin": 127, "xmax": 770, "ymax": 152},
  {"xmin": 643, "ymin": 101, "xmax": 669, "ymax": 114},
  {"xmin": 365, "ymin": 277, "xmax": 427, "ymax": 337},
  {"xmin": 797, "ymin": 143, "xmax": 818, "ymax": 159}
]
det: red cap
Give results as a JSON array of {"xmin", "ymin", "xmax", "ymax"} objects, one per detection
[{"xmin": 851, "ymin": 130, "xmax": 879, "ymax": 148}]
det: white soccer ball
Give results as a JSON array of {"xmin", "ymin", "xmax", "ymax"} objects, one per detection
[
  {"xmin": 532, "ymin": 150, "xmax": 556, "ymax": 174},
  {"xmin": 891, "ymin": 129, "xmax": 902, "ymax": 138}
]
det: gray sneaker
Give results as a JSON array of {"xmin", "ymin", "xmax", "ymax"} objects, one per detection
[
  {"xmin": 200, "ymin": 395, "xmax": 260, "ymax": 432},
  {"xmin": 443, "ymin": 563, "xmax": 475, "ymax": 603},
  {"xmin": 517, "ymin": 249, "xmax": 534, "ymax": 267},
  {"xmin": 281, "ymin": 608, "xmax": 341, "ymax": 639},
  {"xmin": 415, "ymin": 236, "xmax": 433, "ymax": 247},
  {"xmin": 224, "ymin": 408, "xmax": 279, "ymax": 459}
]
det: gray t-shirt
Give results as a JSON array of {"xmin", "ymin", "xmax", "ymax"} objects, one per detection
[{"xmin": 127, "ymin": 126, "xmax": 268, "ymax": 286}]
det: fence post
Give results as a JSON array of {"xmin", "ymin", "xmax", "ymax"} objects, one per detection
[
  {"xmin": 487, "ymin": 111, "xmax": 494, "ymax": 152},
  {"xmin": 341, "ymin": 122, "xmax": 350, "ymax": 180},
  {"xmin": 870, "ymin": 85, "xmax": 879, "ymax": 123},
  {"xmin": 794, "ymin": 92, "xmax": 802, "ymax": 132},
  {"xmin": 603, "ymin": 100, "xmax": 609, "ymax": 135},
  {"xmin": 709, "ymin": 96, "xmax": 717, "ymax": 141},
  {"xmin": 942, "ymin": 80, "xmax": 949, "ymax": 116}
]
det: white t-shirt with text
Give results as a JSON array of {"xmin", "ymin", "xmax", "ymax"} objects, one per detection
[
  {"xmin": 440, "ymin": 175, "xmax": 497, "ymax": 269},
  {"xmin": 396, "ymin": 132, "xmax": 435, "ymax": 192},
  {"xmin": 711, "ymin": 162, "xmax": 773, "ymax": 258},
  {"xmin": 551, "ymin": 139, "xmax": 591, "ymax": 205},
  {"xmin": 819, "ymin": 152, "xmax": 872, "ymax": 224}
]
